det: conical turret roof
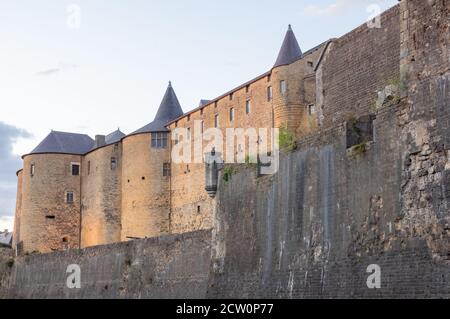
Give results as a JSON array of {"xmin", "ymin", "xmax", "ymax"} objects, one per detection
[
  {"xmin": 273, "ymin": 25, "xmax": 303, "ymax": 68},
  {"xmin": 131, "ymin": 82, "xmax": 184, "ymax": 134}
]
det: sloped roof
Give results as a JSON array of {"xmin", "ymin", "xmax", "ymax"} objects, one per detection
[
  {"xmin": 273, "ymin": 25, "xmax": 303, "ymax": 68},
  {"xmin": 131, "ymin": 82, "xmax": 184, "ymax": 135},
  {"xmin": 0, "ymin": 231, "xmax": 12, "ymax": 246},
  {"xmin": 199, "ymin": 99, "xmax": 211, "ymax": 107},
  {"xmin": 29, "ymin": 131, "xmax": 94, "ymax": 155},
  {"xmin": 105, "ymin": 129, "xmax": 125, "ymax": 145}
]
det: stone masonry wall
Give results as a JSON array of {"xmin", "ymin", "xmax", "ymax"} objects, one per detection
[
  {"xmin": 121, "ymin": 134, "xmax": 170, "ymax": 240},
  {"xmin": 8, "ymin": 230, "xmax": 211, "ymax": 299},
  {"xmin": 20, "ymin": 154, "xmax": 82, "ymax": 253},
  {"xmin": 81, "ymin": 143, "xmax": 122, "ymax": 248}
]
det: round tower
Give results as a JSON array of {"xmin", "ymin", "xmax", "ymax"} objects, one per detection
[
  {"xmin": 271, "ymin": 25, "xmax": 306, "ymax": 137},
  {"xmin": 121, "ymin": 82, "xmax": 183, "ymax": 241},
  {"xmin": 81, "ymin": 129, "xmax": 125, "ymax": 248},
  {"xmin": 19, "ymin": 131, "xmax": 93, "ymax": 253}
]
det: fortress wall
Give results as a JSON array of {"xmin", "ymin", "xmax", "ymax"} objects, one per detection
[
  {"xmin": 7, "ymin": 230, "xmax": 211, "ymax": 299},
  {"xmin": 121, "ymin": 134, "xmax": 170, "ymax": 240},
  {"xmin": 208, "ymin": 103, "xmax": 450, "ymax": 298},
  {"xmin": 12, "ymin": 170, "xmax": 23, "ymax": 248},
  {"xmin": 0, "ymin": 248, "xmax": 13, "ymax": 298},
  {"xmin": 20, "ymin": 154, "xmax": 82, "ymax": 253},
  {"xmin": 317, "ymin": 5, "xmax": 400, "ymax": 128},
  {"xmin": 167, "ymin": 54, "xmax": 318, "ymax": 234},
  {"xmin": 81, "ymin": 143, "xmax": 122, "ymax": 248}
]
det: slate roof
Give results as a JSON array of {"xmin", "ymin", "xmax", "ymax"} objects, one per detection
[
  {"xmin": 131, "ymin": 82, "xmax": 184, "ymax": 135},
  {"xmin": 199, "ymin": 100, "xmax": 211, "ymax": 107},
  {"xmin": 29, "ymin": 131, "xmax": 94, "ymax": 155},
  {"xmin": 105, "ymin": 129, "xmax": 125, "ymax": 145},
  {"xmin": 273, "ymin": 25, "xmax": 303, "ymax": 68},
  {"xmin": 0, "ymin": 231, "xmax": 13, "ymax": 246}
]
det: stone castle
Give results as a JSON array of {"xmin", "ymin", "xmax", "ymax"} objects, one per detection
[
  {"xmin": 13, "ymin": 23, "xmax": 322, "ymax": 253},
  {"xmin": 4, "ymin": 0, "xmax": 450, "ymax": 299}
]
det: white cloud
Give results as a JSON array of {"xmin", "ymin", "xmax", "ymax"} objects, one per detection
[
  {"xmin": 0, "ymin": 216, "xmax": 14, "ymax": 232},
  {"xmin": 301, "ymin": 0, "xmax": 396, "ymax": 17}
]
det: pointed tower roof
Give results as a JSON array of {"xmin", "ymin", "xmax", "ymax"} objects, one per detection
[
  {"xmin": 28, "ymin": 131, "xmax": 94, "ymax": 156},
  {"xmin": 131, "ymin": 82, "xmax": 184, "ymax": 135},
  {"xmin": 273, "ymin": 25, "xmax": 303, "ymax": 68}
]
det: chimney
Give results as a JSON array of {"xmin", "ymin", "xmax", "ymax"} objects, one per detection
[{"xmin": 94, "ymin": 135, "xmax": 106, "ymax": 148}]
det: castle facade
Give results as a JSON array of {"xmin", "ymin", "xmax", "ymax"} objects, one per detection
[{"xmin": 13, "ymin": 25, "xmax": 324, "ymax": 253}]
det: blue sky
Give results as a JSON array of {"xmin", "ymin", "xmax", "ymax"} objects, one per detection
[{"xmin": 0, "ymin": 0, "xmax": 397, "ymax": 230}]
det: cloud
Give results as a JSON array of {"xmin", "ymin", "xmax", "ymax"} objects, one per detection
[
  {"xmin": 36, "ymin": 62, "xmax": 79, "ymax": 77},
  {"xmin": 0, "ymin": 122, "xmax": 32, "ymax": 230},
  {"xmin": 0, "ymin": 216, "xmax": 14, "ymax": 232},
  {"xmin": 300, "ymin": 0, "xmax": 396, "ymax": 17}
]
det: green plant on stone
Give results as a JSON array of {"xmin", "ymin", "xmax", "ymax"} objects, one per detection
[
  {"xmin": 279, "ymin": 125, "xmax": 296, "ymax": 152},
  {"xmin": 222, "ymin": 166, "xmax": 235, "ymax": 182}
]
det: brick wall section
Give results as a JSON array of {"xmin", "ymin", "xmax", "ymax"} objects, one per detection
[
  {"xmin": 7, "ymin": 230, "xmax": 211, "ymax": 299},
  {"xmin": 0, "ymin": 248, "xmax": 13, "ymax": 298},
  {"xmin": 12, "ymin": 170, "xmax": 23, "ymax": 248},
  {"xmin": 81, "ymin": 143, "xmax": 122, "ymax": 248},
  {"xmin": 318, "ymin": 5, "xmax": 400, "ymax": 128},
  {"xmin": 208, "ymin": 110, "xmax": 450, "ymax": 297},
  {"xmin": 121, "ymin": 134, "xmax": 170, "ymax": 240},
  {"xmin": 20, "ymin": 154, "xmax": 82, "ymax": 253},
  {"xmin": 168, "ymin": 46, "xmax": 325, "ymax": 235}
]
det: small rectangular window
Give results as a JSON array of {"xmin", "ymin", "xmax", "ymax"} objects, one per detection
[
  {"xmin": 187, "ymin": 114, "xmax": 191, "ymax": 121},
  {"xmin": 267, "ymin": 86, "xmax": 273, "ymax": 102},
  {"xmin": 151, "ymin": 132, "xmax": 168, "ymax": 149},
  {"xmin": 200, "ymin": 108, "xmax": 204, "ymax": 116},
  {"xmin": 111, "ymin": 157, "xmax": 117, "ymax": 170},
  {"xmin": 229, "ymin": 108, "xmax": 234, "ymax": 122},
  {"xmin": 280, "ymin": 80, "xmax": 287, "ymax": 95},
  {"xmin": 215, "ymin": 114, "xmax": 219, "ymax": 128},
  {"xmin": 87, "ymin": 161, "xmax": 91, "ymax": 175},
  {"xmin": 200, "ymin": 120, "xmax": 204, "ymax": 134},
  {"xmin": 66, "ymin": 192, "xmax": 74, "ymax": 204},
  {"xmin": 71, "ymin": 164, "xmax": 80, "ymax": 176},
  {"xmin": 246, "ymin": 100, "xmax": 251, "ymax": 115},
  {"xmin": 30, "ymin": 164, "xmax": 35, "ymax": 177},
  {"xmin": 163, "ymin": 163, "xmax": 171, "ymax": 177},
  {"xmin": 308, "ymin": 104, "xmax": 316, "ymax": 115},
  {"xmin": 229, "ymin": 93, "xmax": 234, "ymax": 100},
  {"xmin": 245, "ymin": 85, "xmax": 250, "ymax": 93},
  {"xmin": 267, "ymin": 74, "xmax": 271, "ymax": 82}
]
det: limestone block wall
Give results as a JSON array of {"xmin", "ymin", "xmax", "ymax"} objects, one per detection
[
  {"xmin": 20, "ymin": 154, "xmax": 82, "ymax": 253},
  {"xmin": 317, "ymin": 5, "xmax": 400, "ymax": 128},
  {"xmin": 13, "ymin": 170, "xmax": 23, "ymax": 249},
  {"xmin": 121, "ymin": 134, "xmax": 170, "ymax": 240},
  {"xmin": 81, "ymin": 143, "xmax": 122, "ymax": 248},
  {"xmin": 168, "ymin": 69, "xmax": 276, "ymax": 234}
]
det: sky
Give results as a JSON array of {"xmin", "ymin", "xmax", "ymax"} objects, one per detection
[{"xmin": 0, "ymin": 0, "xmax": 397, "ymax": 231}]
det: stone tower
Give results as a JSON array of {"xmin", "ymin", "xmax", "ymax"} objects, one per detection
[
  {"xmin": 18, "ymin": 131, "xmax": 94, "ymax": 253},
  {"xmin": 81, "ymin": 129, "xmax": 125, "ymax": 248},
  {"xmin": 272, "ymin": 25, "xmax": 317, "ymax": 137},
  {"xmin": 121, "ymin": 82, "xmax": 184, "ymax": 240}
]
